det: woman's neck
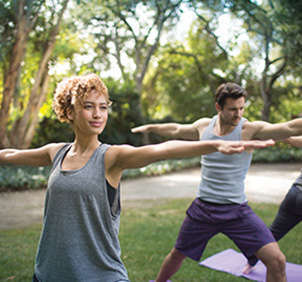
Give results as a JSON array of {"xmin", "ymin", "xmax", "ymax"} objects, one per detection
[{"xmin": 71, "ymin": 135, "xmax": 101, "ymax": 154}]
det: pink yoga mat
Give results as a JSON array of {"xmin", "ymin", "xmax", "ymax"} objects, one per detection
[{"xmin": 199, "ymin": 248, "xmax": 302, "ymax": 281}]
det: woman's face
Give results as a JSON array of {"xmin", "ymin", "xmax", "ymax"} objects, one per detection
[{"xmin": 71, "ymin": 89, "xmax": 109, "ymax": 137}]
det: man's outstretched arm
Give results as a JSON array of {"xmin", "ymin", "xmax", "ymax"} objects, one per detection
[
  {"xmin": 247, "ymin": 118, "xmax": 302, "ymax": 141},
  {"xmin": 132, "ymin": 122, "xmax": 199, "ymax": 140}
]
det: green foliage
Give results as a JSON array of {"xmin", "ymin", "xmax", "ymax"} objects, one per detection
[
  {"xmin": 270, "ymin": 0, "xmax": 302, "ymax": 68},
  {"xmin": 271, "ymin": 82, "xmax": 302, "ymax": 122},
  {"xmin": 30, "ymin": 117, "xmax": 74, "ymax": 148},
  {"xmin": 253, "ymin": 144, "xmax": 302, "ymax": 163},
  {"xmin": 100, "ymin": 79, "xmax": 144, "ymax": 145},
  {"xmin": 143, "ymin": 21, "xmax": 229, "ymax": 122},
  {"xmin": 123, "ymin": 157, "xmax": 201, "ymax": 178},
  {"xmin": 0, "ymin": 1, "xmax": 14, "ymax": 63},
  {"xmin": 70, "ymin": 0, "xmax": 182, "ymax": 81},
  {"xmin": 0, "ymin": 166, "xmax": 50, "ymax": 192}
]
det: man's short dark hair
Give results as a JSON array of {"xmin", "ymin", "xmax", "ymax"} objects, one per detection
[{"xmin": 215, "ymin": 82, "xmax": 247, "ymax": 108}]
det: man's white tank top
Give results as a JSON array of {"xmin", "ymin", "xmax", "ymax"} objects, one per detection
[{"xmin": 198, "ymin": 115, "xmax": 252, "ymax": 204}]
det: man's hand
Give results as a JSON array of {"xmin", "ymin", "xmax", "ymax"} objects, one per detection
[
  {"xmin": 217, "ymin": 139, "xmax": 275, "ymax": 155},
  {"xmin": 242, "ymin": 139, "xmax": 275, "ymax": 150}
]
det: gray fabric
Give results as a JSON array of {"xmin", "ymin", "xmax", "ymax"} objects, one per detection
[
  {"xmin": 34, "ymin": 143, "xmax": 128, "ymax": 282},
  {"xmin": 270, "ymin": 184, "xmax": 302, "ymax": 240},
  {"xmin": 198, "ymin": 116, "xmax": 252, "ymax": 204},
  {"xmin": 247, "ymin": 183, "xmax": 302, "ymax": 266}
]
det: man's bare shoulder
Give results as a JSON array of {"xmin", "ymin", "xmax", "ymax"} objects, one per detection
[
  {"xmin": 192, "ymin": 118, "xmax": 212, "ymax": 139},
  {"xmin": 193, "ymin": 117, "xmax": 211, "ymax": 129},
  {"xmin": 242, "ymin": 120, "xmax": 271, "ymax": 139},
  {"xmin": 242, "ymin": 120, "xmax": 270, "ymax": 130}
]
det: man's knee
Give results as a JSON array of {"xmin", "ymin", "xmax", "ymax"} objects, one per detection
[
  {"xmin": 257, "ymin": 243, "xmax": 286, "ymax": 272},
  {"xmin": 269, "ymin": 251, "xmax": 286, "ymax": 272}
]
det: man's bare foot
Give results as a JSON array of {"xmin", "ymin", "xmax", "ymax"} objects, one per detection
[{"xmin": 242, "ymin": 263, "xmax": 255, "ymax": 274}]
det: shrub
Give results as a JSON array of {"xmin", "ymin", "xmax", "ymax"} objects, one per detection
[
  {"xmin": 252, "ymin": 145, "xmax": 302, "ymax": 163},
  {"xmin": 0, "ymin": 166, "xmax": 51, "ymax": 192}
]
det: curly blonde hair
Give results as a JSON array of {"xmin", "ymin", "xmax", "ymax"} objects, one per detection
[{"xmin": 53, "ymin": 73, "xmax": 111, "ymax": 123}]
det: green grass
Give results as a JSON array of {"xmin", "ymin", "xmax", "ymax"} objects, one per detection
[{"xmin": 1, "ymin": 199, "xmax": 302, "ymax": 282}]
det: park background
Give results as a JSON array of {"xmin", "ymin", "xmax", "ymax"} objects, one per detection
[
  {"xmin": 1, "ymin": 1, "xmax": 302, "ymax": 281},
  {"xmin": 1, "ymin": 0, "xmax": 302, "ymax": 190}
]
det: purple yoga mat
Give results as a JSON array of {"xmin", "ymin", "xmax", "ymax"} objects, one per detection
[{"xmin": 199, "ymin": 248, "xmax": 302, "ymax": 281}]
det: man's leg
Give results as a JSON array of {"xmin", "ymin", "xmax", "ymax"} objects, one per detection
[
  {"xmin": 224, "ymin": 202, "xmax": 286, "ymax": 281},
  {"xmin": 270, "ymin": 185, "xmax": 302, "ymax": 241},
  {"xmin": 155, "ymin": 248, "xmax": 186, "ymax": 282},
  {"xmin": 255, "ymin": 242, "xmax": 286, "ymax": 282},
  {"xmin": 245, "ymin": 185, "xmax": 302, "ymax": 269},
  {"xmin": 154, "ymin": 198, "xmax": 218, "ymax": 281}
]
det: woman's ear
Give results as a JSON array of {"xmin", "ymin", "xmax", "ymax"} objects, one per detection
[{"xmin": 66, "ymin": 108, "xmax": 74, "ymax": 122}]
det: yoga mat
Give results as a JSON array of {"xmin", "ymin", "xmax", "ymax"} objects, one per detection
[{"xmin": 199, "ymin": 248, "xmax": 302, "ymax": 281}]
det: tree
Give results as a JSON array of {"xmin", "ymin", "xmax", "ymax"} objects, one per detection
[
  {"xmin": 0, "ymin": 0, "xmax": 70, "ymax": 148},
  {"xmin": 73, "ymin": 0, "xmax": 183, "ymax": 115},
  {"xmin": 271, "ymin": 0, "xmax": 302, "ymax": 69},
  {"xmin": 230, "ymin": 0, "xmax": 287, "ymax": 121},
  {"xmin": 0, "ymin": 0, "xmax": 43, "ymax": 147},
  {"xmin": 143, "ymin": 21, "xmax": 229, "ymax": 121},
  {"xmin": 186, "ymin": 0, "xmax": 301, "ymax": 121}
]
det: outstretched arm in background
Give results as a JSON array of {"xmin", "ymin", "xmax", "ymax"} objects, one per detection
[{"xmin": 131, "ymin": 118, "xmax": 211, "ymax": 141}]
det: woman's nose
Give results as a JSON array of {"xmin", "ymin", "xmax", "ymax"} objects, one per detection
[{"xmin": 93, "ymin": 107, "xmax": 102, "ymax": 118}]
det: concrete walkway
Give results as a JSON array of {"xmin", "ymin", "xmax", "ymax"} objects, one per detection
[{"xmin": 0, "ymin": 162, "xmax": 301, "ymax": 230}]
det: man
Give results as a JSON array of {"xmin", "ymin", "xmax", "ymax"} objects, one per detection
[
  {"xmin": 244, "ymin": 136, "xmax": 302, "ymax": 273},
  {"xmin": 132, "ymin": 82, "xmax": 302, "ymax": 282}
]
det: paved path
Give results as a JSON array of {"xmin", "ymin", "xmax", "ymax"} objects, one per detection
[{"xmin": 0, "ymin": 163, "xmax": 301, "ymax": 230}]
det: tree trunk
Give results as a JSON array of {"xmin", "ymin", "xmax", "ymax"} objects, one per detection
[
  {"xmin": 260, "ymin": 86, "xmax": 271, "ymax": 121},
  {"xmin": 8, "ymin": 0, "xmax": 70, "ymax": 148},
  {"xmin": 0, "ymin": 1, "xmax": 29, "ymax": 148},
  {"xmin": 260, "ymin": 57, "xmax": 287, "ymax": 121},
  {"xmin": 23, "ymin": 73, "xmax": 50, "ymax": 148}
]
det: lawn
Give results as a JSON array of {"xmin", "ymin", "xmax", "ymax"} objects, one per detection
[{"xmin": 1, "ymin": 198, "xmax": 302, "ymax": 282}]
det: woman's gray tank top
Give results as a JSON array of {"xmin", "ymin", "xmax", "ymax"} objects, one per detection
[
  {"xmin": 198, "ymin": 116, "xmax": 252, "ymax": 204},
  {"xmin": 34, "ymin": 143, "xmax": 128, "ymax": 282}
]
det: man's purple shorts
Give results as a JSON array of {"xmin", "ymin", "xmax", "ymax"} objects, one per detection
[{"xmin": 175, "ymin": 198, "xmax": 275, "ymax": 261}]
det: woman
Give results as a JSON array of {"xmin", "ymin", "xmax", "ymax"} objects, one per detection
[{"xmin": 0, "ymin": 73, "xmax": 274, "ymax": 282}]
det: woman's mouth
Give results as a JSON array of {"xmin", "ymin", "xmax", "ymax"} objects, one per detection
[{"xmin": 90, "ymin": 122, "xmax": 102, "ymax": 127}]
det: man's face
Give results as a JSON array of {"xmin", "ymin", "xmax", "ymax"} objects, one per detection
[{"xmin": 216, "ymin": 97, "xmax": 245, "ymax": 126}]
